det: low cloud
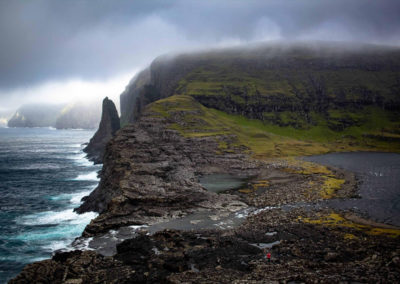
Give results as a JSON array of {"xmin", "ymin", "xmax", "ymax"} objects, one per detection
[{"xmin": 0, "ymin": 0, "xmax": 399, "ymax": 109}]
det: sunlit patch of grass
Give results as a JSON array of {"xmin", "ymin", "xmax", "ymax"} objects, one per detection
[
  {"xmin": 344, "ymin": 233, "xmax": 358, "ymax": 240},
  {"xmin": 298, "ymin": 212, "xmax": 400, "ymax": 238},
  {"xmin": 320, "ymin": 176, "xmax": 345, "ymax": 199}
]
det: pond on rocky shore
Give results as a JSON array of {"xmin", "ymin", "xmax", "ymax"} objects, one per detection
[
  {"xmin": 198, "ymin": 173, "xmax": 249, "ymax": 193},
  {"xmin": 303, "ymin": 152, "xmax": 400, "ymax": 227}
]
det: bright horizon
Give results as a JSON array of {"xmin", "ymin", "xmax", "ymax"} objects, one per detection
[{"xmin": 1, "ymin": 0, "xmax": 400, "ymax": 114}]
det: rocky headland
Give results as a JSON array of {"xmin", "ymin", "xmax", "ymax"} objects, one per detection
[{"xmin": 10, "ymin": 42, "xmax": 400, "ymax": 283}]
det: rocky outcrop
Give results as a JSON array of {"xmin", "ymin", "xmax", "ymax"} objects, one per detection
[
  {"xmin": 76, "ymin": 104, "xmax": 251, "ymax": 235},
  {"xmin": 83, "ymin": 97, "xmax": 120, "ymax": 164}
]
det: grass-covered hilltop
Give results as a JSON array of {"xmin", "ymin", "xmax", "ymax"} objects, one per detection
[
  {"xmin": 11, "ymin": 42, "xmax": 400, "ymax": 283},
  {"xmin": 121, "ymin": 41, "xmax": 400, "ymax": 156}
]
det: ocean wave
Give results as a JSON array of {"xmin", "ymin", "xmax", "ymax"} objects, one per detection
[
  {"xmin": 67, "ymin": 152, "xmax": 93, "ymax": 166},
  {"xmin": 66, "ymin": 144, "xmax": 83, "ymax": 148},
  {"xmin": 18, "ymin": 209, "xmax": 97, "ymax": 226},
  {"xmin": 49, "ymin": 188, "xmax": 94, "ymax": 205},
  {"xmin": 42, "ymin": 237, "xmax": 95, "ymax": 253},
  {"xmin": 10, "ymin": 163, "xmax": 64, "ymax": 170},
  {"xmin": 72, "ymin": 171, "xmax": 99, "ymax": 181}
]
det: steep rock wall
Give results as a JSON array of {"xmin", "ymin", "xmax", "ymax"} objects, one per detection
[{"xmin": 84, "ymin": 97, "xmax": 120, "ymax": 164}]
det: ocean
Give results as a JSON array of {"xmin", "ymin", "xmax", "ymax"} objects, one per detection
[{"xmin": 0, "ymin": 127, "xmax": 100, "ymax": 283}]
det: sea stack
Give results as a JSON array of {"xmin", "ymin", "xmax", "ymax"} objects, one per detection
[{"xmin": 84, "ymin": 97, "xmax": 120, "ymax": 164}]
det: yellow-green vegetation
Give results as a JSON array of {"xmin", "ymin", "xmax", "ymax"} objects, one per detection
[
  {"xmin": 176, "ymin": 64, "xmax": 399, "ymax": 103},
  {"xmin": 298, "ymin": 212, "xmax": 400, "ymax": 238},
  {"xmin": 344, "ymin": 233, "xmax": 358, "ymax": 240},
  {"xmin": 320, "ymin": 176, "xmax": 345, "ymax": 199},
  {"xmin": 283, "ymin": 157, "xmax": 332, "ymax": 175},
  {"xmin": 238, "ymin": 180, "xmax": 270, "ymax": 194},
  {"xmin": 148, "ymin": 96, "xmax": 329, "ymax": 157},
  {"xmin": 148, "ymin": 95, "xmax": 400, "ymax": 159},
  {"xmin": 253, "ymin": 180, "xmax": 270, "ymax": 188},
  {"xmin": 282, "ymin": 157, "xmax": 345, "ymax": 199},
  {"xmin": 170, "ymin": 50, "xmax": 400, "ymax": 152}
]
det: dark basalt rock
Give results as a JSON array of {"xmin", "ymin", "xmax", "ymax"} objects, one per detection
[
  {"xmin": 9, "ymin": 217, "xmax": 400, "ymax": 283},
  {"xmin": 83, "ymin": 97, "xmax": 120, "ymax": 164},
  {"xmin": 74, "ymin": 108, "xmax": 250, "ymax": 231}
]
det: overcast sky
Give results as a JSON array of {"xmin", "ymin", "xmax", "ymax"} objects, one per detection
[{"xmin": 1, "ymin": 0, "xmax": 400, "ymax": 110}]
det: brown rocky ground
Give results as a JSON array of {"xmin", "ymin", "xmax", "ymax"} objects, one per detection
[
  {"xmin": 9, "ymin": 100, "xmax": 400, "ymax": 283},
  {"xmin": 11, "ymin": 208, "xmax": 400, "ymax": 283},
  {"xmin": 76, "ymin": 106, "xmax": 354, "ymax": 237}
]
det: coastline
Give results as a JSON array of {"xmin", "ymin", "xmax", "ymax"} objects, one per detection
[{"xmin": 8, "ymin": 122, "xmax": 400, "ymax": 282}]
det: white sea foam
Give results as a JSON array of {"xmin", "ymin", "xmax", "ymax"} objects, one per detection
[
  {"xmin": 68, "ymin": 152, "xmax": 93, "ymax": 166},
  {"xmin": 50, "ymin": 188, "xmax": 94, "ymax": 205},
  {"xmin": 71, "ymin": 237, "xmax": 94, "ymax": 251},
  {"xmin": 130, "ymin": 225, "xmax": 148, "ymax": 229},
  {"xmin": 42, "ymin": 240, "xmax": 72, "ymax": 252},
  {"xmin": 73, "ymin": 171, "xmax": 99, "ymax": 181},
  {"xmin": 70, "ymin": 190, "xmax": 92, "ymax": 204},
  {"xmin": 19, "ymin": 209, "xmax": 97, "ymax": 226},
  {"xmin": 70, "ymin": 153, "xmax": 86, "ymax": 160},
  {"xmin": 69, "ymin": 144, "xmax": 82, "ymax": 148},
  {"xmin": 251, "ymin": 206, "xmax": 278, "ymax": 215}
]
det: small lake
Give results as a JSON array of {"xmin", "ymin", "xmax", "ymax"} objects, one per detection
[
  {"xmin": 198, "ymin": 174, "xmax": 248, "ymax": 193},
  {"xmin": 303, "ymin": 152, "xmax": 400, "ymax": 226}
]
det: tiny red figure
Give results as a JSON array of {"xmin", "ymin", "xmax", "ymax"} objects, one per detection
[{"xmin": 266, "ymin": 252, "xmax": 271, "ymax": 262}]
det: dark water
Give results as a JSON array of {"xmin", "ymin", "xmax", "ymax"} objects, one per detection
[
  {"xmin": 303, "ymin": 152, "xmax": 400, "ymax": 226},
  {"xmin": 0, "ymin": 128, "xmax": 99, "ymax": 283},
  {"xmin": 199, "ymin": 174, "xmax": 248, "ymax": 193}
]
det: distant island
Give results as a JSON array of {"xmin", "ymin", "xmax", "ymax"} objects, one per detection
[{"xmin": 7, "ymin": 101, "xmax": 102, "ymax": 129}]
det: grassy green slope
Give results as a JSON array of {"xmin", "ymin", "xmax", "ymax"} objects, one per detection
[
  {"xmin": 148, "ymin": 96, "xmax": 400, "ymax": 158},
  {"xmin": 129, "ymin": 43, "xmax": 400, "ymax": 157}
]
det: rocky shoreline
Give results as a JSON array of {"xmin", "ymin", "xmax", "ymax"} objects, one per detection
[{"xmin": 10, "ymin": 98, "xmax": 400, "ymax": 283}]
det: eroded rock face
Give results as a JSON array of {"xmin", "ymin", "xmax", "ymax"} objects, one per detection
[
  {"xmin": 83, "ymin": 97, "xmax": 120, "ymax": 164},
  {"xmin": 76, "ymin": 108, "xmax": 252, "ymax": 236}
]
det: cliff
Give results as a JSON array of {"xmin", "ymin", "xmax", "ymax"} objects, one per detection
[
  {"xmin": 120, "ymin": 42, "xmax": 400, "ymax": 145},
  {"xmin": 83, "ymin": 97, "xmax": 120, "ymax": 163}
]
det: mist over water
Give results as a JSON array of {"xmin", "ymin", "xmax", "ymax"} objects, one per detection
[{"xmin": 0, "ymin": 128, "xmax": 100, "ymax": 283}]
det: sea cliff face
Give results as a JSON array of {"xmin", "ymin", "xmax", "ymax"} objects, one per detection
[{"xmin": 83, "ymin": 97, "xmax": 120, "ymax": 164}]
